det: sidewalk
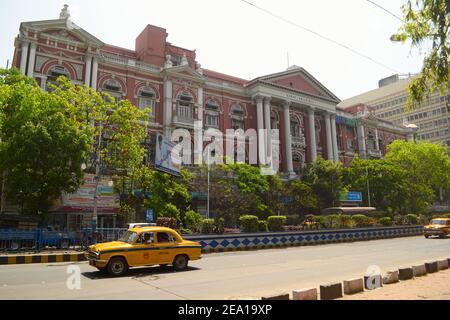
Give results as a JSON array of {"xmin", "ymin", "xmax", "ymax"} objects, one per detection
[{"xmin": 340, "ymin": 269, "xmax": 450, "ymax": 300}]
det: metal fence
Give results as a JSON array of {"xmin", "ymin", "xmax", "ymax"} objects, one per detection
[{"xmin": 0, "ymin": 228, "xmax": 128, "ymax": 253}]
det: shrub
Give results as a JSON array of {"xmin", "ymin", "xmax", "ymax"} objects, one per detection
[
  {"xmin": 286, "ymin": 214, "xmax": 301, "ymax": 226},
  {"xmin": 351, "ymin": 215, "xmax": 370, "ymax": 227},
  {"xmin": 156, "ymin": 217, "xmax": 177, "ymax": 229},
  {"xmin": 312, "ymin": 215, "xmax": 326, "ymax": 229},
  {"xmin": 405, "ymin": 214, "xmax": 420, "ymax": 225},
  {"xmin": 338, "ymin": 215, "xmax": 353, "ymax": 228},
  {"xmin": 258, "ymin": 220, "xmax": 268, "ymax": 232},
  {"xmin": 179, "ymin": 227, "xmax": 192, "ymax": 235},
  {"xmin": 268, "ymin": 216, "xmax": 287, "ymax": 231},
  {"xmin": 323, "ymin": 214, "xmax": 340, "ymax": 229},
  {"xmin": 201, "ymin": 219, "xmax": 215, "ymax": 234},
  {"xmin": 239, "ymin": 215, "xmax": 259, "ymax": 233},
  {"xmin": 213, "ymin": 218, "xmax": 225, "ymax": 234},
  {"xmin": 184, "ymin": 210, "xmax": 203, "ymax": 233},
  {"xmin": 368, "ymin": 210, "xmax": 388, "ymax": 219},
  {"xmin": 378, "ymin": 217, "xmax": 393, "ymax": 226},
  {"xmin": 393, "ymin": 215, "xmax": 405, "ymax": 226}
]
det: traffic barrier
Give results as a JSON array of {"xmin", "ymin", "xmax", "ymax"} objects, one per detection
[
  {"xmin": 412, "ymin": 265, "xmax": 427, "ymax": 277},
  {"xmin": 398, "ymin": 267, "xmax": 414, "ymax": 280},
  {"xmin": 437, "ymin": 259, "xmax": 449, "ymax": 270},
  {"xmin": 425, "ymin": 261, "xmax": 438, "ymax": 273},
  {"xmin": 320, "ymin": 283, "xmax": 343, "ymax": 300},
  {"xmin": 0, "ymin": 253, "xmax": 85, "ymax": 265},
  {"xmin": 382, "ymin": 271, "xmax": 399, "ymax": 284},
  {"xmin": 364, "ymin": 274, "xmax": 382, "ymax": 290},
  {"xmin": 292, "ymin": 288, "xmax": 318, "ymax": 300},
  {"xmin": 343, "ymin": 278, "xmax": 364, "ymax": 295},
  {"xmin": 261, "ymin": 293, "xmax": 290, "ymax": 300}
]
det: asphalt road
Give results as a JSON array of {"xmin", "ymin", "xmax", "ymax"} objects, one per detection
[{"xmin": 1, "ymin": 236, "xmax": 449, "ymax": 300}]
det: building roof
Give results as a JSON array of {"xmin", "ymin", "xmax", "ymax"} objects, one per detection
[{"xmin": 338, "ymin": 76, "xmax": 416, "ymax": 108}]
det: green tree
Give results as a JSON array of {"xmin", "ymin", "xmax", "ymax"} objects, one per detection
[
  {"xmin": 303, "ymin": 157, "xmax": 345, "ymax": 210},
  {"xmin": 396, "ymin": 0, "xmax": 449, "ymax": 110},
  {"xmin": 283, "ymin": 179, "xmax": 318, "ymax": 216},
  {"xmin": 0, "ymin": 68, "xmax": 90, "ymax": 216}
]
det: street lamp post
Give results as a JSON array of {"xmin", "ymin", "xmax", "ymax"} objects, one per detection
[
  {"xmin": 366, "ymin": 166, "xmax": 371, "ymax": 207},
  {"xmin": 92, "ymin": 122, "xmax": 103, "ymax": 234}
]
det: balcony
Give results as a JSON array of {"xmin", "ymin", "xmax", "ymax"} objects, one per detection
[{"xmin": 101, "ymin": 54, "xmax": 162, "ymax": 74}]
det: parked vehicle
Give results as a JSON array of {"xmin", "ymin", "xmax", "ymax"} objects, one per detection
[
  {"xmin": 85, "ymin": 226, "xmax": 202, "ymax": 276},
  {"xmin": 0, "ymin": 227, "xmax": 76, "ymax": 251},
  {"xmin": 424, "ymin": 218, "xmax": 450, "ymax": 238}
]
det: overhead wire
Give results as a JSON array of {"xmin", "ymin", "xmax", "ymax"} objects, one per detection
[{"xmin": 239, "ymin": 0, "xmax": 403, "ymax": 74}]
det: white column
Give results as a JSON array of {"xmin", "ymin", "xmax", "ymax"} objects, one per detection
[
  {"xmin": 27, "ymin": 43, "xmax": 37, "ymax": 77},
  {"xmin": 40, "ymin": 76, "xmax": 47, "ymax": 91},
  {"xmin": 163, "ymin": 78, "xmax": 173, "ymax": 138},
  {"xmin": 331, "ymin": 114, "xmax": 339, "ymax": 162},
  {"xmin": 256, "ymin": 96, "xmax": 266, "ymax": 165},
  {"xmin": 324, "ymin": 113, "xmax": 333, "ymax": 161},
  {"xmin": 20, "ymin": 42, "xmax": 29, "ymax": 75},
  {"xmin": 197, "ymin": 87, "xmax": 203, "ymax": 122},
  {"xmin": 84, "ymin": 55, "xmax": 92, "ymax": 87},
  {"xmin": 264, "ymin": 97, "xmax": 272, "ymax": 162},
  {"xmin": 375, "ymin": 127, "xmax": 380, "ymax": 150},
  {"xmin": 307, "ymin": 107, "xmax": 317, "ymax": 162},
  {"xmin": 283, "ymin": 101, "xmax": 294, "ymax": 175},
  {"xmin": 91, "ymin": 57, "xmax": 98, "ymax": 91},
  {"xmin": 357, "ymin": 123, "xmax": 366, "ymax": 159}
]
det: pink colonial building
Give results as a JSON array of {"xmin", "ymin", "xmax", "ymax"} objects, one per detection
[{"xmin": 12, "ymin": 6, "xmax": 415, "ymax": 174}]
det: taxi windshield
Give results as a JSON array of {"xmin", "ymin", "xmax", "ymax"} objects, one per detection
[
  {"xmin": 431, "ymin": 219, "xmax": 447, "ymax": 225},
  {"xmin": 118, "ymin": 231, "xmax": 138, "ymax": 244}
]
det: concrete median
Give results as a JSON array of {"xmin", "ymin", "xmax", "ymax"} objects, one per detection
[
  {"xmin": 320, "ymin": 282, "xmax": 343, "ymax": 300},
  {"xmin": 261, "ymin": 293, "xmax": 290, "ymax": 300},
  {"xmin": 398, "ymin": 267, "xmax": 414, "ymax": 281},
  {"xmin": 437, "ymin": 260, "xmax": 449, "ymax": 270},
  {"xmin": 425, "ymin": 261, "xmax": 438, "ymax": 273},
  {"xmin": 383, "ymin": 271, "xmax": 399, "ymax": 284},
  {"xmin": 343, "ymin": 278, "xmax": 364, "ymax": 295},
  {"xmin": 292, "ymin": 288, "xmax": 318, "ymax": 300},
  {"xmin": 412, "ymin": 265, "xmax": 427, "ymax": 277},
  {"xmin": 0, "ymin": 253, "xmax": 85, "ymax": 265},
  {"xmin": 364, "ymin": 274, "xmax": 382, "ymax": 290}
]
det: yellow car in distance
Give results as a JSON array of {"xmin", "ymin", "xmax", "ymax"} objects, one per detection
[
  {"xmin": 424, "ymin": 218, "xmax": 450, "ymax": 239},
  {"xmin": 85, "ymin": 227, "xmax": 202, "ymax": 276}
]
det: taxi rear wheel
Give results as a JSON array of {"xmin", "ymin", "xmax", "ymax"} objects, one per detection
[
  {"xmin": 107, "ymin": 257, "xmax": 128, "ymax": 277},
  {"xmin": 173, "ymin": 255, "xmax": 188, "ymax": 271}
]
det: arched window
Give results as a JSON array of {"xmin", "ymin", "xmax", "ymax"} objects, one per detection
[
  {"xmin": 367, "ymin": 130, "xmax": 376, "ymax": 150},
  {"xmin": 176, "ymin": 91, "xmax": 194, "ymax": 121},
  {"xmin": 230, "ymin": 104, "xmax": 245, "ymax": 130},
  {"xmin": 46, "ymin": 65, "xmax": 70, "ymax": 92},
  {"xmin": 291, "ymin": 119, "xmax": 301, "ymax": 137},
  {"xmin": 205, "ymin": 99, "xmax": 220, "ymax": 129},
  {"xmin": 138, "ymin": 87, "xmax": 156, "ymax": 120},
  {"xmin": 102, "ymin": 79, "xmax": 123, "ymax": 102},
  {"xmin": 315, "ymin": 119, "xmax": 322, "ymax": 147}
]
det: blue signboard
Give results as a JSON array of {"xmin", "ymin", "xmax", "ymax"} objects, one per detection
[
  {"xmin": 339, "ymin": 191, "xmax": 363, "ymax": 202},
  {"xmin": 146, "ymin": 208, "xmax": 154, "ymax": 223}
]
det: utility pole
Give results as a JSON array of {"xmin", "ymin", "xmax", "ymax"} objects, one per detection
[
  {"xmin": 92, "ymin": 122, "xmax": 103, "ymax": 235},
  {"xmin": 206, "ymin": 146, "xmax": 211, "ymax": 219},
  {"xmin": 366, "ymin": 166, "xmax": 371, "ymax": 207}
]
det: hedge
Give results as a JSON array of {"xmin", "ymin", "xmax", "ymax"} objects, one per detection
[
  {"xmin": 378, "ymin": 217, "xmax": 393, "ymax": 226},
  {"xmin": 258, "ymin": 220, "xmax": 269, "ymax": 232},
  {"xmin": 268, "ymin": 216, "xmax": 287, "ymax": 231},
  {"xmin": 239, "ymin": 215, "xmax": 259, "ymax": 233},
  {"xmin": 156, "ymin": 217, "xmax": 177, "ymax": 229}
]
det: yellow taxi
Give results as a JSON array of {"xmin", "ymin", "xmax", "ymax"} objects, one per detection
[
  {"xmin": 424, "ymin": 218, "xmax": 450, "ymax": 238},
  {"xmin": 85, "ymin": 226, "xmax": 202, "ymax": 276}
]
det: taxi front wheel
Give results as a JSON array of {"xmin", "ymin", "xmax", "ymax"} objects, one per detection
[
  {"xmin": 107, "ymin": 257, "xmax": 129, "ymax": 277},
  {"xmin": 173, "ymin": 255, "xmax": 188, "ymax": 271}
]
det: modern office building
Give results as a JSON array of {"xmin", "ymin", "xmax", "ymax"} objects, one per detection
[{"xmin": 339, "ymin": 74, "xmax": 450, "ymax": 147}]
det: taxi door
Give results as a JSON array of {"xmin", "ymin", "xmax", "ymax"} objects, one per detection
[
  {"xmin": 153, "ymin": 232, "xmax": 178, "ymax": 264},
  {"xmin": 128, "ymin": 232, "xmax": 156, "ymax": 266}
]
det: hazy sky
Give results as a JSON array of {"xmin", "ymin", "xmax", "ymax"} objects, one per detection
[{"xmin": 0, "ymin": 0, "xmax": 427, "ymax": 100}]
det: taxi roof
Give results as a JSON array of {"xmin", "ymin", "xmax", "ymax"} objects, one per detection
[
  {"xmin": 432, "ymin": 217, "xmax": 450, "ymax": 220},
  {"xmin": 128, "ymin": 226, "xmax": 177, "ymax": 233}
]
